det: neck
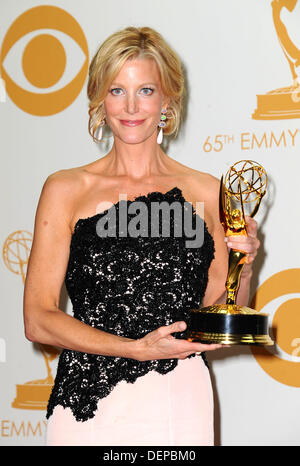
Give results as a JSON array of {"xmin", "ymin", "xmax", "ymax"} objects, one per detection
[{"xmin": 104, "ymin": 132, "xmax": 169, "ymax": 183}]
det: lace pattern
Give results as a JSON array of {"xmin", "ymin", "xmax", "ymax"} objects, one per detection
[{"xmin": 46, "ymin": 187, "xmax": 215, "ymax": 422}]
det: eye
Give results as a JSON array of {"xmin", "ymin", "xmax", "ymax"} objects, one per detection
[
  {"xmin": 140, "ymin": 87, "xmax": 154, "ymax": 95},
  {"xmin": 110, "ymin": 88, "xmax": 124, "ymax": 96},
  {"xmin": 0, "ymin": 5, "xmax": 89, "ymax": 116}
]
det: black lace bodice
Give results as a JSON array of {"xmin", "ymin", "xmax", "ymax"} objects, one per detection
[{"xmin": 46, "ymin": 187, "xmax": 215, "ymax": 422}]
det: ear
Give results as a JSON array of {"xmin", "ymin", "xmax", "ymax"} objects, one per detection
[{"xmin": 162, "ymin": 96, "xmax": 170, "ymax": 111}]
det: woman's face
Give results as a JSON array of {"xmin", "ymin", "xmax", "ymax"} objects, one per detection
[{"xmin": 104, "ymin": 58, "xmax": 168, "ymax": 144}]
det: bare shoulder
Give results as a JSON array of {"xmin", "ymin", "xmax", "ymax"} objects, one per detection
[
  {"xmin": 182, "ymin": 166, "xmax": 220, "ymax": 203},
  {"xmin": 195, "ymin": 170, "xmax": 219, "ymax": 199},
  {"xmin": 41, "ymin": 166, "xmax": 92, "ymax": 209},
  {"xmin": 169, "ymin": 157, "xmax": 220, "ymax": 198},
  {"xmin": 36, "ymin": 167, "xmax": 90, "ymax": 234},
  {"xmin": 182, "ymin": 167, "xmax": 221, "ymax": 234},
  {"xmin": 42, "ymin": 157, "xmax": 108, "ymax": 196},
  {"xmin": 43, "ymin": 166, "xmax": 85, "ymax": 193}
]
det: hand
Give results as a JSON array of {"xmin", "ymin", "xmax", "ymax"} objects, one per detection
[
  {"xmin": 224, "ymin": 216, "xmax": 260, "ymax": 276},
  {"xmin": 134, "ymin": 321, "xmax": 223, "ymax": 362}
]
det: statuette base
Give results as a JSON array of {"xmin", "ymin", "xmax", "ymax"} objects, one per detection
[{"xmin": 185, "ymin": 304, "xmax": 274, "ymax": 346}]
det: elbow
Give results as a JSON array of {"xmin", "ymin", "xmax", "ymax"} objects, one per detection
[
  {"xmin": 25, "ymin": 331, "xmax": 36, "ymax": 343},
  {"xmin": 23, "ymin": 299, "xmax": 44, "ymax": 343},
  {"xmin": 23, "ymin": 313, "xmax": 41, "ymax": 343},
  {"xmin": 24, "ymin": 321, "xmax": 38, "ymax": 343},
  {"xmin": 24, "ymin": 306, "xmax": 56, "ymax": 345}
]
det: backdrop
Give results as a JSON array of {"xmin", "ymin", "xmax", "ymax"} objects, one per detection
[{"xmin": 1, "ymin": 0, "xmax": 300, "ymax": 446}]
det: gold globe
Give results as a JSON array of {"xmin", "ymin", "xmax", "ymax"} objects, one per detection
[{"xmin": 224, "ymin": 160, "xmax": 267, "ymax": 219}]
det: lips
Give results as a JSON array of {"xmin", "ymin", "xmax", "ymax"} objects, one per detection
[{"xmin": 120, "ymin": 119, "xmax": 145, "ymax": 127}]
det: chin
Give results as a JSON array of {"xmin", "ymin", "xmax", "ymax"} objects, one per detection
[
  {"xmin": 117, "ymin": 132, "xmax": 155, "ymax": 145},
  {"xmin": 129, "ymin": 137, "xmax": 148, "ymax": 144}
]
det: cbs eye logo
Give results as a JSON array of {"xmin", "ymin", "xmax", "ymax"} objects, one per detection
[
  {"xmin": 0, "ymin": 5, "xmax": 89, "ymax": 116},
  {"xmin": 251, "ymin": 268, "xmax": 300, "ymax": 388}
]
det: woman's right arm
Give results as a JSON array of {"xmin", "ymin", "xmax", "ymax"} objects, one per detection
[
  {"xmin": 23, "ymin": 170, "xmax": 139, "ymax": 358},
  {"xmin": 24, "ymin": 171, "xmax": 222, "ymax": 361}
]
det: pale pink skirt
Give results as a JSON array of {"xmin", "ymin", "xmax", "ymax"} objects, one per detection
[{"xmin": 45, "ymin": 356, "xmax": 214, "ymax": 446}]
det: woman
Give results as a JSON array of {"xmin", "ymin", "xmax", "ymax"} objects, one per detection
[{"xmin": 23, "ymin": 26, "xmax": 260, "ymax": 446}]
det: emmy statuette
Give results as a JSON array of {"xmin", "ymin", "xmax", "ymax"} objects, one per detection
[
  {"xmin": 252, "ymin": 0, "xmax": 300, "ymax": 120},
  {"xmin": 184, "ymin": 160, "xmax": 274, "ymax": 345}
]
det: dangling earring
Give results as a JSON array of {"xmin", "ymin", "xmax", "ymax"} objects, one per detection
[
  {"xmin": 157, "ymin": 109, "xmax": 167, "ymax": 144},
  {"xmin": 95, "ymin": 119, "xmax": 105, "ymax": 142}
]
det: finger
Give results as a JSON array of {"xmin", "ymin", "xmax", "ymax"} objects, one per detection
[
  {"xmin": 184, "ymin": 342, "xmax": 226, "ymax": 356},
  {"xmin": 245, "ymin": 216, "xmax": 258, "ymax": 237},
  {"xmin": 186, "ymin": 343, "xmax": 223, "ymax": 352},
  {"xmin": 199, "ymin": 343, "xmax": 223, "ymax": 351},
  {"xmin": 177, "ymin": 351, "xmax": 197, "ymax": 360},
  {"xmin": 245, "ymin": 256, "xmax": 254, "ymax": 264},
  {"xmin": 156, "ymin": 321, "xmax": 187, "ymax": 339},
  {"xmin": 226, "ymin": 236, "xmax": 259, "ymax": 254}
]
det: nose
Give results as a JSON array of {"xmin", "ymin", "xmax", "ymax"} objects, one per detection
[{"xmin": 125, "ymin": 91, "xmax": 138, "ymax": 115}]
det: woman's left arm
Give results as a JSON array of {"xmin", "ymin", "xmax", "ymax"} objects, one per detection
[
  {"xmin": 199, "ymin": 161, "xmax": 261, "ymax": 309},
  {"xmin": 224, "ymin": 215, "xmax": 260, "ymax": 306},
  {"xmin": 202, "ymin": 215, "xmax": 260, "ymax": 307}
]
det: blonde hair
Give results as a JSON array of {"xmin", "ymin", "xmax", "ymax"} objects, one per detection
[{"xmin": 87, "ymin": 26, "xmax": 185, "ymax": 141}]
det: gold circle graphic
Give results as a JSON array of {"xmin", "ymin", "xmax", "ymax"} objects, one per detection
[
  {"xmin": 273, "ymin": 298, "xmax": 300, "ymax": 356},
  {"xmin": 22, "ymin": 33, "xmax": 66, "ymax": 88},
  {"xmin": 0, "ymin": 5, "xmax": 88, "ymax": 115},
  {"xmin": 251, "ymin": 269, "xmax": 300, "ymax": 387}
]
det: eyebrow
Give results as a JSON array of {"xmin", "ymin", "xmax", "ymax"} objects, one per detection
[{"xmin": 109, "ymin": 82, "xmax": 158, "ymax": 87}]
